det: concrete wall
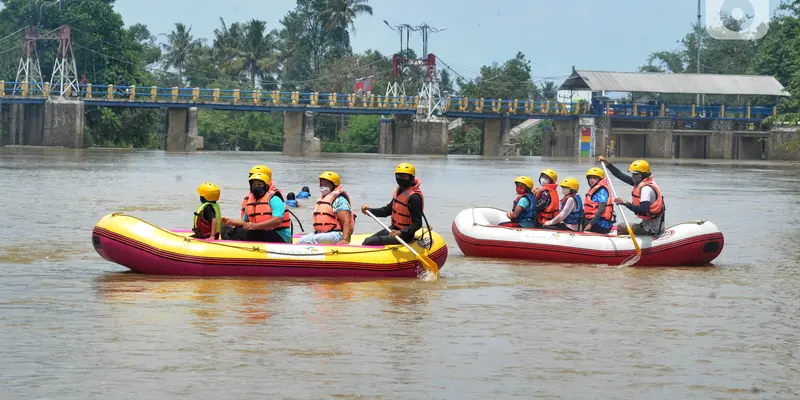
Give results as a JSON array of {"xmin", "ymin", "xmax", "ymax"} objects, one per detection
[
  {"xmin": 549, "ymin": 120, "xmax": 577, "ymax": 157},
  {"xmin": 412, "ymin": 119, "xmax": 448, "ymax": 154},
  {"xmin": 43, "ymin": 99, "xmax": 84, "ymax": 148},
  {"xmin": 594, "ymin": 116, "xmax": 610, "ymax": 156},
  {"xmin": 618, "ymin": 134, "xmax": 646, "ymax": 157},
  {"xmin": 165, "ymin": 107, "xmax": 204, "ymax": 152},
  {"xmin": 767, "ymin": 125, "xmax": 800, "ymax": 161},
  {"xmin": 647, "ymin": 118, "xmax": 673, "ymax": 158},
  {"xmin": 0, "ymin": 103, "xmax": 45, "ymax": 146},
  {"xmin": 281, "ymin": 111, "xmax": 319, "ymax": 157},
  {"xmin": 736, "ymin": 137, "xmax": 763, "ymax": 160},
  {"xmin": 378, "ymin": 118, "xmax": 393, "ymax": 154},
  {"xmin": 707, "ymin": 120, "xmax": 734, "ymax": 159}
]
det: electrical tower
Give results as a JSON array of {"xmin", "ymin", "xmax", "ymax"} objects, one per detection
[
  {"xmin": 414, "ymin": 23, "xmax": 445, "ymax": 120},
  {"xmin": 15, "ymin": 25, "xmax": 45, "ymax": 94},
  {"xmin": 383, "ymin": 21, "xmax": 415, "ymax": 100},
  {"xmin": 50, "ymin": 25, "xmax": 78, "ymax": 97}
]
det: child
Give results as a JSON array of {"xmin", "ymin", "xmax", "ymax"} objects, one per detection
[
  {"xmin": 504, "ymin": 176, "xmax": 536, "ymax": 228},
  {"xmin": 297, "ymin": 186, "xmax": 311, "ymax": 199},
  {"xmin": 192, "ymin": 182, "xmax": 222, "ymax": 239},
  {"xmin": 286, "ymin": 192, "xmax": 299, "ymax": 208}
]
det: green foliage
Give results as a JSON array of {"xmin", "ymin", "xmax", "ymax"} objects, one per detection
[
  {"xmin": 321, "ymin": 115, "xmax": 379, "ymax": 153},
  {"xmin": 449, "ymin": 123, "xmax": 482, "ymax": 155},
  {"xmin": 197, "ymin": 110, "xmax": 283, "ymax": 151}
]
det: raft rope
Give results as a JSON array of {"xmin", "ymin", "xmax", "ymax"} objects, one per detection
[
  {"xmin": 110, "ymin": 213, "xmax": 435, "ymax": 257},
  {"xmin": 467, "ymin": 207, "xmax": 708, "ymax": 231}
]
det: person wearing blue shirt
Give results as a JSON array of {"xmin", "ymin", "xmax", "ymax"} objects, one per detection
[
  {"xmin": 504, "ymin": 176, "xmax": 536, "ymax": 228},
  {"xmin": 297, "ymin": 171, "xmax": 355, "ymax": 244},
  {"xmin": 582, "ymin": 167, "xmax": 615, "ymax": 234},
  {"xmin": 286, "ymin": 192, "xmax": 299, "ymax": 208},
  {"xmin": 222, "ymin": 172, "xmax": 292, "ymax": 243}
]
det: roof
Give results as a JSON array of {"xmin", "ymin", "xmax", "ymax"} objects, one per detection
[{"xmin": 558, "ymin": 70, "xmax": 790, "ymax": 97}]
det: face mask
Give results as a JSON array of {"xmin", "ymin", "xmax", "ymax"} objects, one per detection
[
  {"xmin": 516, "ymin": 186, "xmax": 527, "ymax": 195},
  {"xmin": 396, "ymin": 176, "xmax": 413, "ymax": 188},
  {"xmin": 250, "ymin": 187, "xmax": 267, "ymax": 197},
  {"xmin": 540, "ymin": 177, "xmax": 549, "ymax": 186},
  {"xmin": 199, "ymin": 196, "xmax": 207, "ymax": 203},
  {"xmin": 561, "ymin": 188, "xmax": 571, "ymax": 196},
  {"xmin": 320, "ymin": 186, "xmax": 331, "ymax": 195},
  {"xmin": 631, "ymin": 173, "xmax": 643, "ymax": 185}
]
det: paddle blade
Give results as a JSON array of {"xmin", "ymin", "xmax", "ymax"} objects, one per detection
[
  {"xmin": 417, "ymin": 254, "xmax": 440, "ymax": 280},
  {"xmin": 620, "ymin": 252, "xmax": 641, "ymax": 268}
]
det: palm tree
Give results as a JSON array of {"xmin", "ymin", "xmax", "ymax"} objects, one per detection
[
  {"xmin": 540, "ymin": 81, "xmax": 558, "ymax": 100},
  {"xmin": 161, "ymin": 23, "xmax": 203, "ymax": 84},
  {"xmin": 323, "ymin": 0, "xmax": 373, "ymax": 48},
  {"xmin": 218, "ymin": 19, "xmax": 280, "ymax": 89}
]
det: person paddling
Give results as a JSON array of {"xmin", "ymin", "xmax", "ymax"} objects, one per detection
[
  {"xmin": 597, "ymin": 156, "xmax": 665, "ymax": 235},
  {"xmin": 360, "ymin": 162, "xmax": 424, "ymax": 246}
]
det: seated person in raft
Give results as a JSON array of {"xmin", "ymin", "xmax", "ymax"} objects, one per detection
[
  {"xmin": 542, "ymin": 178, "xmax": 583, "ymax": 232},
  {"xmin": 360, "ymin": 162, "xmax": 424, "ymax": 246},
  {"xmin": 297, "ymin": 186, "xmax": 311, "ymax": 199},
  {"xmin": 191, "ymin": 182, "xmax": 222, "ymax": 239},
  {"xmin": 221, "ymin": 172, "xmax": 293, "ymax": 243},
  {"xmin": 503, "ymin": 176, "xmax": 536, "ymax": 228},
  {"xmin": 296, "ymin": 171, "xmax": 354, "ymax": 245},
  {"xmin": 286, "ymin": 192, "xmax": 299, "ymax": 208}
]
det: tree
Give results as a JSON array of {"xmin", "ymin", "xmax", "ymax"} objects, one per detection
[
  {"xmin": 217, "ymin": 19, "xmax": 280, "ymax": 89},
  {"xmin": 539, "ymin": 81, "xmax": 557, "ymax": 100},
  {"xmin": 162, "ymin": 23, "xmax": 203, "ymax": 84},
  {"xmin": 440, "ymin": 69, "xmax": 454, "ymax": 96},
  {"xmin": 457, "ymin": 52, "xmax": 536, "ymax": 100},
  {"xmin": 323, "ymin": 0, "xmax": 373, "ymax": 51},
  {"xmin": 128, "ymin": 23, "xmax": 161, "ymax": 66}
]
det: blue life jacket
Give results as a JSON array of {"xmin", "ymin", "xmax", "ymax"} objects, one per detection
[
  {"xmin": 561, "ymin": 193, "xmax": 584, "ymax": 225},
  {"xmin": 297, "ymin": 191, "xmax": 311, "ymax": 199},
  {"xmin": 512, "ymin": 193, "xmax": 536, "ymax": 223},
  {"xmin": 286, "ymin": 199, "xmax": 299, "ymax": 208}
]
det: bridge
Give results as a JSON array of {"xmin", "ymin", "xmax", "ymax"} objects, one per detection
[{"xmin": 0, "ymin": 75, "xmax": 787, "ymax": 159}]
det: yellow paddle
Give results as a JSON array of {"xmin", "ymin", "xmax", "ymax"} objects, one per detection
[
  {"xmin": 365, "ymin": 210, "xmax": 440, "ymax": 279},
  {"xmin": 601, "ymin": 163, "xmax": 641, "ymax": 267}
]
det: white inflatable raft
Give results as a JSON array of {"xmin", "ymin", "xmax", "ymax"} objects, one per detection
[{"xmin": 451, "ymin": 207, "xmax": 724, "ymax": 267}]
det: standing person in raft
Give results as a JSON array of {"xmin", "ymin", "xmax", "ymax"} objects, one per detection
[
  {"xmin": 542, "ymin": 178, "xmax": 583, "ymax": 231},
  {"xmin": 360, "ymin": 162, "xmax": 424, "ymax": 246},
  {"xmin": 597, "ymin": 156, "xmax": 665, "ymax": 235},
  {"xmin": 192, "ymin": 182, "xmax": 221, "ymax": 239},
  {"xmin": 582, "ymin": 167, "xmax": 615, "ymax": 234},
  {"xmin": 221, "ymin": 172, "xmax": 292, "ymax": 243},
  {"xmin": 534, "ymin": 168, "xmax": 561, "ymax": 228},
  {"xmin": 296, "ymin": 171, "xmax": 355, "ymax": 244},
  {"xmin": 504, "ymin": 176, "xmax": 536, "ymax": 228}
]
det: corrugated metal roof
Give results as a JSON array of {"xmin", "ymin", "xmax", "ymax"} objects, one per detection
[{"xmin": 559, "ymin": 70, "xmax": 790, "ymax": 97}]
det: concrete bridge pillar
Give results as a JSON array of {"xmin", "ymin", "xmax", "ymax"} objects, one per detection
[
  {"xmin": 412, "ymin": 119, "xmax": 448, "ymax": 154},
  {"xmin": 481, "ymin": 117, "xmax": 512, "ymax": 157},
  {"xmin": 43, "ymin": 99, "xmax": 84, "ymax": 148},
  {"xmin": 708, "ymin": 119, "xmax": 734, "ymax": 159},
  {"xmin": 282, "ymin": 110, "xmax": 320, "ymax": 157},
  {"xmin": 165, "ymin": 107, "xmax": 203, "ymax": 152},
  {"xmin": 378, "ymin": 115, "xmax": 413, "ymax": 154},
  {"xmin": 767, "ymin": 124, "xmax": 800, "ymax": 160},
  {"xmin": 547, "ymin": 120, "xmax": 578, "ymax": 157},
  {"xmin": 646, "ymin": 118, "xmax": 673, "ymax": 158}
]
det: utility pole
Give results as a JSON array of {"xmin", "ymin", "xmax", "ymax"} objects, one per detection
[{"xmin": 696, "ymin": 0, "xmax": 702, "ymax": 105}]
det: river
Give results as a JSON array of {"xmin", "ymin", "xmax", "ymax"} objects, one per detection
[{"xmin": 1, "ymin": 147, "xmax": 798, "ymax": 399}]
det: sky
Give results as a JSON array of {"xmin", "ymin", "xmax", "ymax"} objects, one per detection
[{"xmin": 22, "ymin": 0, "xmax": 788, "ymax": 85}]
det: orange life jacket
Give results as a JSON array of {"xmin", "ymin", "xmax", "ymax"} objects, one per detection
[
  {"xmin": 312, "ymin": 186, "xmax": 355, "ymax": 233},
  {"xmin": 631, "ymin": 176, "xmax": 665, "ymax": 220},
  {"xmin": 584, "ymin": 178, "xmax": 615, "ymax": 221},
  {"xmin": 242, "ymin": 189, "xmax": 291, "ymax": 228},
  {"xmin": 240, "ymin": 182, "xmax": 277, "ymax": 218},
  {"xmin": 536, "ymin": 183, "xmax": 560, "ymax": 224},
  {"xmin": 391, "ymin": 178, "xmax": 424, "ymax": 229}
]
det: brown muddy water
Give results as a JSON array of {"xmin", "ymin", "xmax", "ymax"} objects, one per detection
[{"xmin": 0, "ymin": 147, "xmax": 798, "ymax": 399}]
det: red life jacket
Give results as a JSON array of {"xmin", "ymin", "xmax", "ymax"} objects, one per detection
[
  {"xmin": 584, "ymin": 178, "xmax": 614, "ymax": 221},
  {"xmin": 242, "ymin": 189, "xmax": 291, "ymax": 228},
  {"xmin": 536, "ymin": 183, "xmax": 560, "ymax": 224}
]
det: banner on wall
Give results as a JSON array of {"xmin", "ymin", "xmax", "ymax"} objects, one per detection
[{"xmin": 579, "ymin": 117, "xmax": 595, "ymax": 158}]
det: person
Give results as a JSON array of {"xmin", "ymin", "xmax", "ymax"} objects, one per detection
[
  {"xmin": 543, "ymin": 178, "xmax": 583, "ymax": 231},
  {"xmin": 360, "ymin": 162, "xmax": 424, "ymax": 246},
  {"xmin": 534, "ymin": 168, "xmax": 560, "ymax": 227},
  {"xmin": 191, "ymin": 182, "xmax": 221, "ymax": 239},
  {"xmin": 249, "ymin": 164, "xmax": 271, "ymax": 180},
  {"xmin": 597, "ymin": 156, "xmax": 665, "ymax": 235},
  {"xmin": 297, "ymin": 186, "xmax": 311, "ymax": 199},
  {"xmin": 286, "ymin": 192, "xmax": 299, "ymax": 208},
  {"xmin": 221, "ymin": 172, "xmax": 292, "ymax": 243},
  {"xmin": 296, "ymin": 171, "xmax": 355, "ymax": 245},
  {"xmin": 503, "ymin": 176, "xmax": 536, "ymax": 228},
  {"xmin": 582, "ymin": 167, "xmax": 615, "ymax": 234}
]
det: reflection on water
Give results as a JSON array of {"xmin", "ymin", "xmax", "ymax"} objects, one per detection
[{"xmin": 1, "ymin": 148, "xmax": 799, "ymax": 398}]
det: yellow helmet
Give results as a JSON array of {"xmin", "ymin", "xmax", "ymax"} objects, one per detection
[
  {"xmin": 248, "ymin": 172, "xmax": 271, "ymax": 186},
  {"xmin": 540, "ymin": 168, "xmax": 558, "ymax": 183},
  {"xmin": 586, "ymin": 167, "xmax": 605, "ymax": 179},
  {"xmin": 196, "ymin": 182, "xmax": 221, "ymax": 202},
  {"xmin": 629, "ymin": 160, "xmax": 651, "ymax": 174},
  {"xmin": 395, "ymin": 162, "xmax": 416, "ymax": 176},
  {"xmin": 249, "ymin": 164, "xmax": 272, "ymax": 179},
  {"xmin": 514, "ymin": 175, "xmax": 534, "ymax": 190},
  {"xmin": 559, "ymin": 177, "xmax": 579, "ymax": 191},
  {"xmin": 319, "ymin": 170, "xmax": 341, "ymax": 187}
]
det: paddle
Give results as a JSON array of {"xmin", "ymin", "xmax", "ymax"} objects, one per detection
[
  {"xmin": 601, "ymin": 162, "xmax": 642, "ymax": 267},
  {"xmin": 365, "ymin": 210, "xmax": 440, "ymax": 279}
]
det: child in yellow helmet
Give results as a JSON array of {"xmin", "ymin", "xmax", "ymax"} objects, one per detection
[{"xmin": 192, "ymin": 182, "xmax": 222, "ymax": 239}]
